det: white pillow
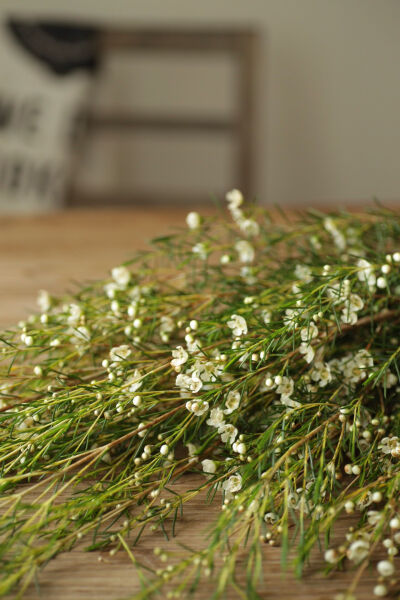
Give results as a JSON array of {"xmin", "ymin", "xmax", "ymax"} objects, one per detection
[{"xmin": 0, "ymin": 20, "xmax": 98, "ymax": 213}]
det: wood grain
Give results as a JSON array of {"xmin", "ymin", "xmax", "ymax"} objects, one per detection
[{"xmin": 0, "ymin": 208, "xmax": 381, "ymax": 599}]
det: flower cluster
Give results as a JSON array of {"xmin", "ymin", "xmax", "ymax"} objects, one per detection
[{"xmin": 2, "ymin": 195, "xmax": 400, "ymax": 600}]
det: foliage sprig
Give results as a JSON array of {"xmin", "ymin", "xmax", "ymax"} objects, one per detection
[{"xmin": 0, "ymin": 193, "xmax": 400, "ymax": 599}]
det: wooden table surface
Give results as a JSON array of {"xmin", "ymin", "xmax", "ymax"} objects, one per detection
[{"xmin": 0, "ymin": 208, "xmax": 380, "ymax": 600}]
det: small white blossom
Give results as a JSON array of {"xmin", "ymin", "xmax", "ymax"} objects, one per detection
[
  {"xmin": 218, "ymin": 423, "xmax": 238, "ymax": 445},
  {"xmin": 379, "ymin": 437, "xmax": 400, "ymax": 458},
  {"xmin": 300, "ymin": 322, "xmax": 318, "ymax": 343},
  {"xmin": 235, "ymin": 240, "xmax": 255, "ymax": 263},
  {"xmin": 224, "ymin": 390, "xmax": 241, "ymax": 414},
  {"xmin": 227, "ymin": 314, "xmax": 248, "ymax": 337},
  {"xmin": 311, "ymin": 362, "xmax": 332, "ymax": 387},
  {"xmin": 262, "ymin": 310, "xmax": 271, "ymax": 324},
  {"xmin": 73, "ymin": 326, "xmax": 90, "ymax": 343},
  {"xmin": 238, "ymin": 218, "xmax": 260, "ymax": 237},
  {"xmin": 127, "ymin": 303, "xmax": 137, "ymax": 318},
  {"xmin": 295, "ymin": 264, "xmax": 313, "ymax": 283},
  {"xmin": 264, "ymin": 511, "xmax": 278, "ymax": 524},
  {"xmin": 111, "ymin": 266, "xmax": 131, "ymax": 287},
  {"xmin": 281, "ymin": 396, "xmax": 301, "ymax": 409},
  {"xmin": 263, "ymin": 374, "xmax": 275, "ymax": 390},
  {"xmin": 201, "ymin": 459, "xmax": 216, "ymax": 474},
  {"xmin": 276, "ymin": 376, "xmax": 294, "ymax": 401},
  {"xmin": 385, "ymin": 371, "xmax": 398, "ymax": 388},
  {"xmin": 225, "ymin": 189, "xmax": 243, "ymax": 210},
  {"xmin": 326, "ymin": 282, "xmax": 347, "ymax": 304},
  {"xmin": 127, "ymin": 369, "xmax": 144, "ymax": 393},
  {"xmin": 374, "ymin": 584, "xmax": 388, "ymax": 597},
  {"xmin": 188, "ymin": 371, "xmax": 203, "ymax": 393},
  {"xmin": 357, "ymin": 258, "xmax": 376, "ymax": 289},
  {"xmin": 186, "ymin": 211, "xmax": 201, "ymax": 230},
  {"xmin": 186, "ymin": 336, "xmax": 202, "ymax": 354},
  {"xmin": 104, "ymin": 282, "xmax": 119, "ymax": 299},
  {"xmin": 356, "ymin": 491, "xmax": 373, "ymax": 511},
  {"xmin": 349, "ymin": 293, "xmax": 364, "ymax": 312},
  {"xmin": 324, "ymin": 549, "xmax": 338, "ymax": 564},
  {"xmin": 192, "ymin": 359, "xmax": 222, "ymax": 383},
  {"xmin": 222, "ymin": 474, "xmax": 242, "ymax": 499},
  {"xmin": 299, "ymin": 343, "xmax": 315, "ymax": 363},
  {"xmin": 390, "ymin": 517, "xmax": 400, "ymax": 530},
  {"xmin": 33, "ymin": 365, "xmax": 42, "ymax": 377},
  {"xmin": 284, "ymin": 308, "xmax": 301, "ymax": 329},
  {"xmin": 346, "ymin": 539, "xmax": 370, "ymax": 564},
  {"xmin": 220, "ymin": 254, "xmax": 231, "ymax": 264},
  {"xmin": 233, "ymin": 442, "xmax": 246, "ymax": 454},
  {"xmin": 192, "ymin": 243, "xmax": 208, "ymax": 260},
  {"xmin": 275, "ymin": 376, "xmax": 300, "ymax": 408},
  {"xmin": 24, "ymin": 335, "xmax": 33, "ymax": 346},
  {"xmin": 377, "ymin": 276, "xmax": 387, "ymax": 289},
  {"xmin": 67, "ymin": 303, "xmax": 82, "ymax": 327},
  {"xmin": 206, "ymin": 407, "xmax": 225, "ymax": 428},
  {"xmin": 160, "ymin": 444, "xmax": 169, "ymax": 456},
  {"xmin": 341, "ymin": 309, "xmax": 358, "ymax": 325},
  {"xmin": 324, "ymin": 217, "xmax": 346, "ymax": 250},
  {"xmin": 366, "ymin": 510, "xmax": 381, "ymax": 525},
  {"xmin": 110, "ymin": 345, "xmax": 132, "ymax": 362},
  {"xmin": 377, "ymin": 560, "xmax": 394, "ymax": 577},
  {"xmin": 37, "ymin": 290, "xmax": 51, "ymax": 313},
  {"xmin": 341, "ymin": 293, "xmax": 364, "ymax": 325},
  {"xmin": 240, "ymin": 265, "xmax": 257, "ymax": 284},
  {"xmin": 342, "ymin": 349, "xmax": 373, "ymax": 384},
  {"xmin": 171, "ymin": 346, "xmax": 189, "ymax": 370},
  {"xmin": 176, "ymin": 372, "xmax": 202, "ymax": 395}
]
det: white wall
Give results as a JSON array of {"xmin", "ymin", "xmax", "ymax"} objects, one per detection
[{"xmin": 2, "ymin": 0, "xmax": 400, "ymax": 206}]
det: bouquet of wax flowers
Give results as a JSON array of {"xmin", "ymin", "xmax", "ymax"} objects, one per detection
[{"xmin": 0, "ymin": 191, "xmax": 399, "ymax": 599}]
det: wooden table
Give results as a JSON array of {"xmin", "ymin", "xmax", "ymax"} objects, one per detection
[{"xmin": 0, "ymin": 209, "xmax": 379, "ymax": 599}]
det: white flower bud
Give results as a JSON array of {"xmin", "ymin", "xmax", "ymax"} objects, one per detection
[
  {"xmin": 344, "ymin": 500, "xmax": 355, "ymax": 514},
  {"xmin": 186, "ymin": 211, "xmax": 201, "ymax": 230},
  {"xmin": 236, "ymin": 443, "xmax": 246, "ymax": 455},
  {"xmin": 371, "ymin": 491, "xmax": 382, "ymax": 503},
  {"xmin": 133, "ymin": 395, "xmax": 142, "ymax": 407},
  {"xmin": 201, "ymin": 459, "xmax": 216, "ymax": 474},
  {"xmin": 377, "ymin": 276, "xmax": 387, "ymax": 289},
  {"xmin": 377, "ymin": 560, "xmax": 394, "ymax": 577},
  {"xmin": 374, "ymin": 584, "xmax": 388, "ymax": 597},
  {"xmin": 324, "ymin": 549, "xmax": 337, "ymax": 564},
  {"xmin": 160, "ymin": 444, "xmax": 169, "ymax": 456}
]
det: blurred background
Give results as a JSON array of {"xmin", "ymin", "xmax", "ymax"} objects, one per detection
[
  {"xmin": 1, "ymin": 0, "xmax": 400, "ymax": 211},
  {"xmin": 1, "ymin": 0, "xmax": 400, "ymax": 324}
]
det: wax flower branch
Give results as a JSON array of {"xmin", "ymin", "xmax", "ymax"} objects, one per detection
[{"xmin": 0, "ymin": 193, "xmax": 399, "ymax": 599}]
